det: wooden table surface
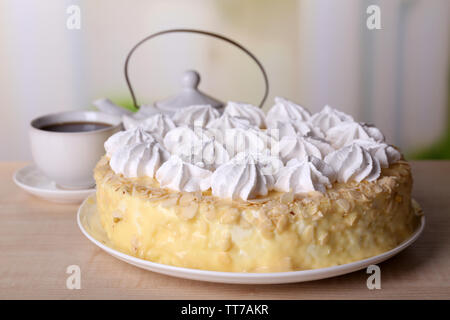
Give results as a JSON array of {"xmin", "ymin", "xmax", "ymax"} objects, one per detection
[{"xmin": 1, "ymin": 161, "xmax": 449, "ymax": 300}]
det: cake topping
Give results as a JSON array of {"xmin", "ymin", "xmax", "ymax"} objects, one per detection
[
  {"xmin": 267, "ymin": 119, "xmax": 325, "ymax": 139},
  {"xmin": 104, "ymin": 127, "xmax": 156, "ymax": 157},
  {"xmin": 222, "ymin": 127, "xmax": 276, "ymax": 157},
  {"xmin": 266, "ymin": 119, "xmax": 297, "ymax": 138},
  {"xmin": 353, "ymin": 139, "xmax": 401, "ymax": 168},
  {"xmin": 275, "ymin": 134, "xmax": 334, "ymax": 164},
  {"xmin": 172, "ymin": 104, "xmax": 221, "ymax": 127},
  {"xmin": 310, "ymin": 105, "xmax": 354, "ymax": 132},
  {"xmin": 104, "ymin": 97, "xmax": 403, "ymax": 199},
  {"xmin": 223, "ymin": 101, "xmax": 266, "ymax": 128},
  {"xmin": 122, "ymin": 113, "xmax": 175, "ymax": 142},
  {"xmin": 324, "ymin": 144, "xmax": 381, "ymax": 182},
  {"xmin": 109, "ymin": 140, "xmax": 169, "ymax": 178},
  {"xmin": 163, "ymin": 126, "xmax": 230, "ymax": 170},
  {"xmin": 156, "ymin": 155, "xmax": 212, "ymax": 192},
  {"xmin": 211, "ymin": 152, "xmax": 280, "ymax": 200},
  {"xmin": 173, "ymin": 137, "xmax": 230, "ymax": 170},
  {"xmin": 234, "ymin": 151, "xmax": 283, "ymax": 176},
  {"xmin": 326, "ymin": 122, "xmax": 385, "ymax": 149},
  {"xmin": 275, "ymin": 157, "xmax": 335, "ymax": 193},
  {"xmin": 266, "ymin": 96, "xmax": 311, "ymax": 124},
  {"xmin": 206, "ymin": 113, "xmax": 253, "ymax": 131},
  {"xmin": 163, "ymin": 126, "xmax": 212, "ymax": 152}
]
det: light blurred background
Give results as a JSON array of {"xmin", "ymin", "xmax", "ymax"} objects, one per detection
[{"xmin": 0, "ymin": 0, "xmax": 448, "ymax": 160}]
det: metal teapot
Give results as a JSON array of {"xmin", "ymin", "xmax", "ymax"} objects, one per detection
[{"xmin": 93, "ymin": 29, "xmax": 269, "ymax": 119}]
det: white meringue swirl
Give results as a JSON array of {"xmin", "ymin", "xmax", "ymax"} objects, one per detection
[
  {"xmin": 223, "ymin": 101, "xmax": 266, "ymax": 128},
  {"xmin": 110, "ymin": 141, "xmax": 169, "ymax": 178},
  {"xmin": 163, "ymin": 126, "xmax": 212, "ymax": 152},
  {"xmin": 353, "ymin": 139, "xmax": 401, "ymax": 168},
  {"xmin": 275, "ymin": 135, "xmax": 334, "ymax": 163},
  {"xmin": 310, "ymin": 105, "xmax": 354, "ymax": 132},
  {"xmin": 156, "ymin": 155, "xmax": 212, "ymax": 192},
  {"xmin": 326, "ymin": 122, "xmax": 385, "ymax": 149},
  {"xmin": 267, "ymin": 119, "xmax": 325, "ymax": 139},
  {"xmin": 206, "ymin": 114, "xmax": 253, "ymax": 131},
  {"xmin": 211, "ymin": 153, "xmax": 278, "ymax": 200},
  {"xmin": 275, "ymin": 157, "xmax": 335, "ymax": 194},
  {"xmin": 324, "ymin": 144, "xmax": 381, "ymax": 182},
  {"xmin": 233, "ymin": 151, "xmax": 283, "ymax": 176},
  {"xmin": 104, "ymin": 127, "xmax": 156, "ymax": 157},
  {"xmin": 122, "ymin": 113, "xmax": 175, "ymax": 141},
  {"xmin": 266, "ymin": 96, "xmax": 311, "ymax": 124},
  {"xmin": 163, "ymin": 126, "xmax": 228, "ymax": 169},
  {"xmin": 172, "ymin": 104, "xmax": 220, "ymax": 127},
  {"xmin": 173, "ymin": 138, "xmax": 230, "ymax": 171},
  {"xmin": 223, "ymin": 128, "xmax": 276, "ymax": 157}
]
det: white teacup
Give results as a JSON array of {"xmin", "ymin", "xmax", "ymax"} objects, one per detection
[{"xmin": 29, "ymin": 111, "xmax": 122, "ymax": 189}]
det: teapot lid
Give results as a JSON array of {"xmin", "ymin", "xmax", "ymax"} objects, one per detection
[{"xmin": 155, "ymin": 70, "xmax": 223, "ymax": 112}]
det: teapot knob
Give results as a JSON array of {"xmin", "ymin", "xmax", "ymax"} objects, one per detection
[
  {"xmin": 182, "ymin": 70, "xmax": 200, "ymax": 89},
  {"xmin": 154, "ymin": 69, "xmax": 223, "ymax": 112}
]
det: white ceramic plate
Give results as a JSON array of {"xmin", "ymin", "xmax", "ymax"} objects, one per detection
[
  {"xmin": 77, "ymin": 193, "xmax": 425, "ymax": 284},
  {"xmin": 13, "ymin": 165, "xmax": 95, "ymax": 204}
]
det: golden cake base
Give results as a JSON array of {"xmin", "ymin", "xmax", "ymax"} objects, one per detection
[{"xmin": 94, "ymin": 156, "xmax": 421, "ymax": 272}]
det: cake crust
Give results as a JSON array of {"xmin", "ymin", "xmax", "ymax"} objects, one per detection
[{"xmin": 94, "ymin": 155, "xmax": 421, "ymax": 272}]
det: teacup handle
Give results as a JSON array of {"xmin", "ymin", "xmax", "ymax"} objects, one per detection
[{"xmin": 124, "ymin": 29, "xmax": 269, "ymax": 110}]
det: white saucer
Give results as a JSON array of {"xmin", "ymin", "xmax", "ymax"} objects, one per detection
[
  {"xmin": 13, "ymin": 165, "xmax": 95, "ymax": 204},
  {"xmin": 77, "ymin": 193, "xmax": 425, "ymax": 284}
]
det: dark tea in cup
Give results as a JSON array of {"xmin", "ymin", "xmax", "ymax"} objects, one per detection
[{"xmin": 40, "ymin": 121, "xmax": 112, "ymax": 133}]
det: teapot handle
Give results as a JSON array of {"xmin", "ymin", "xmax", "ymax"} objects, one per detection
[{"xmin": 124, "ymin": 29, "xmax": 269, "ymax": 110}]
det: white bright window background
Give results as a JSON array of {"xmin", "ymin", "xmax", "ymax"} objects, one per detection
[{"xmin": 0, "ymin": 0, "xmax": 448, "ymax": 161}]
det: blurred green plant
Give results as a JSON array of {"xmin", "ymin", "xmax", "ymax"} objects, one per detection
[
  {"xmin": 408, "ymin": 73, "xmax": 450, "ymax": 160},
  {"xmin": 408, "ymin": 127, "xmax": 450, "ymax": 160},
  {"xmin": 110, "ymin": 97, "xmax": 139, "ymax": 113}
]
